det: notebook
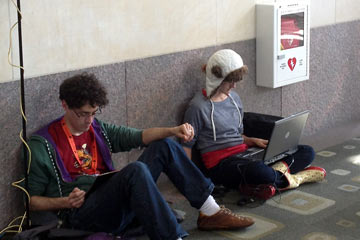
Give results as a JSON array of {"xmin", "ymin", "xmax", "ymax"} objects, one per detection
[
  {"xmin": 237, "ymin": 110, "xmax": 310, "ymax": 165},
  {"xmin": 85, "ymin": 170, "xmax": 120, "ymax": 198}
]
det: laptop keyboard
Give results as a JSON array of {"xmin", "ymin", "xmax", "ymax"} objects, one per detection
[
  {"xmin": 264, "ymin": 153, "xmax": 286, "ymax": 165},
  {"xmin": 246, "ymin": 150, "xmax": 265, "ymax": 159},
  {"xmin": 242, "ymin": 147, "xmax": 264, "ymax": 157},
  {"xmin": 236, "ymin": 147, "xmax": 295, "ymax": 164}
]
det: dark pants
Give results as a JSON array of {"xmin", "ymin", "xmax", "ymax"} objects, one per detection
[
  {"xmin": 208, "ymin": 145, "xmax": 315, "ymax": 189},
  {"xmin": 68, "ymin": 138, "xmax": 214, "ymax": 240}
]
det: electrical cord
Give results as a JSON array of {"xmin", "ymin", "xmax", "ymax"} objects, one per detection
[
  {"xmin": 236, "ymin": 159, "xmax": 267, "ymax": 207},
  {"xmin": 7, "ymin": 0, "xmax": 24, "ymax": 71},
  {"xmin": 271, "ymin": 153, "xmax": 294, "ymax": 203},
  {"xmin": 0, "ymin": 0, "xmax": 32, "ymax": 237},
  {"xmin": 235, "ymin": 151, "xmax": 296, "ymax": 205}
]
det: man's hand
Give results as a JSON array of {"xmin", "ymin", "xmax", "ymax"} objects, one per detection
[
  {"xmin": 67, "ymin": 187, "xmax": 86, "ymax": 209},
  {"xmin": 30, "ymin": 187, "xmax": 86, "ymax": 211},
  {"xmin": 243, "ymin": 135, "xmax": 268, "ymax": 148},
  {"xmin": 174, "ymin": 123, "xmax": 194, "ymax": 143}
]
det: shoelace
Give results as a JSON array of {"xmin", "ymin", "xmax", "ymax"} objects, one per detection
[{"xmin": 219, "ymin": 206, "xmax": 246, "ymax": 220}]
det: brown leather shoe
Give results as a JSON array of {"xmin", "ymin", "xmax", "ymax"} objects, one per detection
[
  {"xmin": 197, "ymin": 206, "xmax": 254, "ymax": 230},
  {"xmin": 239, "ymin": 184, "xmax": 276, "ymax": 200}
]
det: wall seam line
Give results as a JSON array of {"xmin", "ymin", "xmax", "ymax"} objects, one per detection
[{"xmin": 124, "ymin": 61, "xmax": 129, "ymax": 163}]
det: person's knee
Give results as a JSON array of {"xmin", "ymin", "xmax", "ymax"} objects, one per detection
[
  {"xmin": 125, "ymin": 161, "xmax": 150, "ymax": 179},
  {"xmin": 298, "ymin": 145, "xmax": 315, "ymax": 160},
  {"xmin": 245, "ymin": 163, "xmax": 277, "ymax": 184},
  {"xmin": 257, "ymin": 167, "xmax": 277, "ymax": 184}
]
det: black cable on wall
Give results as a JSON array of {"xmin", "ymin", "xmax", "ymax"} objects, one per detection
[{"xmin": 16, "ymin": 0, "xmax": 30, "ymax": 228}]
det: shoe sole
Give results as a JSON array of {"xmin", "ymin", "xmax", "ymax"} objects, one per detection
[{"xmin": 198, "ymin": 222, "xmax": 254, "ymax": 230}]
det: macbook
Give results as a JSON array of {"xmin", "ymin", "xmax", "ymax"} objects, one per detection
[{"xmin": 237, "ymin": 110, "xmax": 309, "ymax": 165}]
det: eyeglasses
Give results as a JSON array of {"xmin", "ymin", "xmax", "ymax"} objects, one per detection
[{"xmin": 72, "ymin": 108, "xmax": 102, "ymax": 118}]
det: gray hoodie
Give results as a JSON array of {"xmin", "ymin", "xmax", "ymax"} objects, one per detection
[{"xmin": 183, "ymin": 90, "xmax": 244, "ymax": 154}]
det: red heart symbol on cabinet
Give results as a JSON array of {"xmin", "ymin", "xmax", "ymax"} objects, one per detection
[{"xmin": 288, "ymin": 57, "xmax": 296, "ymax": 71}]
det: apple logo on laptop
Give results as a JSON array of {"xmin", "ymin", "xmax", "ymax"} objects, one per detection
[{"xmin": 285, "ymin": 131, "xmax": 290, "ymax": 139}]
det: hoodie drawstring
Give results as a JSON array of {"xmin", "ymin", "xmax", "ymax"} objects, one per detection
[
  {"xmin": 228, "ymin": 93, "xmax": 242, "ymax": 128},
  {"xmin": 210, "ymin": 99, "xmax": 217, "ymax": 141}
]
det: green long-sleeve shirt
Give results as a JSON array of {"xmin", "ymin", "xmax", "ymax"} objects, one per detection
[{"xmin": 26, "ymin": 118, "xmax": 143, "ymax": 198}]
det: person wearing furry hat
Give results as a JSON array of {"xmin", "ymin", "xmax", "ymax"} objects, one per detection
[{"xmin": 182, "ymin": 49, "xmax": 326, "ymax": 200}]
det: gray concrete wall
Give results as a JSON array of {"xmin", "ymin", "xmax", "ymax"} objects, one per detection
[{"xmin": 1, "ymin": 20, "xmax": 359, "ymax": 230}]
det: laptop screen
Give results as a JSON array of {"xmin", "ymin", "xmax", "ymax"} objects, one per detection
[{"xmin": 263, "ymin": 110, "xmax": 309, "ymax": 160}]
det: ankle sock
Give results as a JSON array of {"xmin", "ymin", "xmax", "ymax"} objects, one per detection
[{"xmin": 199, "ymin": 195, "xmax": 220, "ymax": 216}]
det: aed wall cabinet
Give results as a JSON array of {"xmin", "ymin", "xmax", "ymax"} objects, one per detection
[{"xmin": 256, "ymin": 1, "xmax": 310, "ymax": 88}]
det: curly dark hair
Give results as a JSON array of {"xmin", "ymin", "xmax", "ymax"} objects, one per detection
[{"xmin": 59, "ymin": 72, "xmax": 109, "ymax": 109}]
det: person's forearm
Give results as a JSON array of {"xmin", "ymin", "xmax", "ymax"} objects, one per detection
[
  {"xmin": 30, "ymin": 195, "xmax": 71, "ymax": 211},
  {"xmin": 142, "ymin": 127, "xmax": 176, "ymax": 145}
]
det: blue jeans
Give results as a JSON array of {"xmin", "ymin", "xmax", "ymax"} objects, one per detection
[
  {"xmin": 68, "ymin": 138, "xmax": 214, "ymax": 240},
  {"xmin": 208, "ymin": 145, "xmax": 315, "ymax": 189}
]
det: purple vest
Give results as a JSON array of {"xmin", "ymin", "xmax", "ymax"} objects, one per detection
[{"xmin": 35, "ymin": 117, "xmax": 115, "ymax": 182}]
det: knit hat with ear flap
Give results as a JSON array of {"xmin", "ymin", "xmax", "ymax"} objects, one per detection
[{"xmin": 205, "ymin": 49, "xmax": 244, "ymax": 97}]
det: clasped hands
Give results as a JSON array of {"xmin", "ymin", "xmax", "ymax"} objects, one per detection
[{"xmin": 174, "ymin": 123, "xmax": 194, "ymax": 143}]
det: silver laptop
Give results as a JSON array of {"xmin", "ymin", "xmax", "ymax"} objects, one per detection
[{"xmin": 237, "ymin": 110, "xmax": 309, "ymax": 165}]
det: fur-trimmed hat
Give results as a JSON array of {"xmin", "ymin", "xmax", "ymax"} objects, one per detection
[{"xmin": 205, "ymin": 49, "xmax": 244, "ymax": 97}]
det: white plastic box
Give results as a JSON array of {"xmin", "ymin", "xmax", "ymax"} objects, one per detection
[{"xmin": 256, "ymin": 0, "xmax": 310, "ymax": 88}]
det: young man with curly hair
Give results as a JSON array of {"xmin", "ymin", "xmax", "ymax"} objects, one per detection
[{"xmin": 26, "ymin": 72, "xmax": 254, "ymax": 240}]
